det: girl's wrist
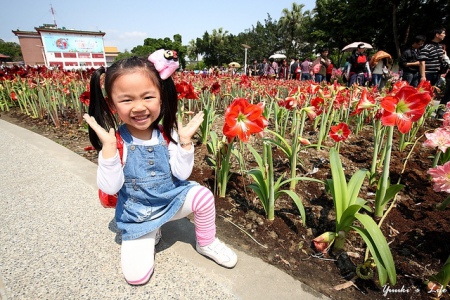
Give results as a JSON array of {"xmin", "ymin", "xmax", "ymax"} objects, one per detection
[{"xmin": 179, "ymin": 140, "xmax": 193, "ymax": 147}]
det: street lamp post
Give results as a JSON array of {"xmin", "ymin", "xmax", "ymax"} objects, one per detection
[{"xmin": 241, "ymin": 44, "xmax": 251, "ymax": 75}]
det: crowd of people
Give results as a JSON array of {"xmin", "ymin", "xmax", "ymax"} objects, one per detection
[
  {"xmin": 184, "ymin": 28, "xmax": 449, "ymax": 118},
  {"xmin": 399, "ymin": 27, "xmax": 449, "ymax": 118}
]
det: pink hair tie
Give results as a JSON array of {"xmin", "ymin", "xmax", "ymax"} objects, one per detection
[{"xmin": 148, "ymin": 49, "xmax": 179, "ymax": 80}]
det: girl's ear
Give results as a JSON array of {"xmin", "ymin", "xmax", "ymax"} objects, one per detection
[{"xmin": 105, "ymin": 96, "xmax": 116, "ymax": 114}]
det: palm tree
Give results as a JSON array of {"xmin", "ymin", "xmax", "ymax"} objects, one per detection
[{"xmin": 278, "ymin": 3, "xmax": 307, "ymax": 58}]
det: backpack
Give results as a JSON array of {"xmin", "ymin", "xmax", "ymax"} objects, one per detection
[
  {"xmin": 356, "ymin": 54, "xmax": 367, "ymax": 65},
  {"xmin": 98, "ymin": 124, "xmax": 170, "ymax": 208},
  {"xmin": 313, "ymin": 63, "xmax": 321, "ymax": 74}
]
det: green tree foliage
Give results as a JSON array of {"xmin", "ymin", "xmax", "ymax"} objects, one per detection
[
  {"xmin": 0, "ymin": 39, "xmax": 22, "ymax": 61},
  {"xmin": 311, "ymin": 0, "xmax": 450, "ymax": 61},
  {"xmin": 278, "ymin": 3, "xmax": 312, "ymax": 59},
  {"xmin": 115, "ymin": 1, "xmax": 449, "ymax": 69},
  {"xmin": 130, "ymin": 35, "xmax": 187, "ymax": 68}
]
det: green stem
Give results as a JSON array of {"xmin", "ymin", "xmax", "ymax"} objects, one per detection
[
  {"xmin": 370, "ymin": 120, "xmax": 382, "ymax": 179},
  {"xmin": 375, "ymin": 126, "xmax": 394, "ymax": 217},
  {"xmin": 333, "ymin": 231, "xmax": 346, "ymax": 251},
  {"xmin": 290, "ymin": 110, "xmax": 301, "ymax": 190},
  {"xmin": 267, "ymin": 142, "xmax": 275, "ymax": 221},
  {"xmin": 432, "ymin": 150, "xmax": 442, "ymax": 168},
  {"xmin": 398, "ymin": 133, "xmax": 405, "ymax": 152},
  {"xmin": 219, "ymin": 140, "xmax": 234, "ymax": 198}
]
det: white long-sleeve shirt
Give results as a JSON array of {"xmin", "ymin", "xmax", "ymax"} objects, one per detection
[{"xmin": 97, "ymin": 128, "xmax": 194, "ymax": 195}]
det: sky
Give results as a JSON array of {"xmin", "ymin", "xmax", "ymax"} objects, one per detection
[{"xmin": 1, "ymin": 0, "xmax": 316, "ymax": 52}]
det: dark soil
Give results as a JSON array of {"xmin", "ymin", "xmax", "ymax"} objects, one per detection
[{"xmin": 1, "ymin": 108, "xmax": 449, "ymax": 300}]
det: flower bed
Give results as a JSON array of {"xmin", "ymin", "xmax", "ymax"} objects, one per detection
[{"xmin": 1, "ymin": 65, "xmax": 449, "ymax": 299}]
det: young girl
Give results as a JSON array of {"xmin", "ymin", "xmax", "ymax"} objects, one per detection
[{"xmin": 83, "ymin": 50, "xmax": 237, "ymax": 285}]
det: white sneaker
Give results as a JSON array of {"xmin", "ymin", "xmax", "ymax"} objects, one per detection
[
  {"xmin": 196, "ymin": 238, "xmax": 238, "ymax": 268},
  {"xmin": 155, "ymin": 228, "xmax": 162, "ymax": 246}
]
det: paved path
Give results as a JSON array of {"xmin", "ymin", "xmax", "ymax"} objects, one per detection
[{"xmin": 0, "ymin": 119, "xmax": 328, "ymax": 300}]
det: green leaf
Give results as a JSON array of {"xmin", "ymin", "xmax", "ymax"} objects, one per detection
[
  {"xmin": 353, "ymin": 214, "xmax": 396, "ymax": 286},
  {"xmin": 329, "ymin": 147, "xmax": 348, "ymax": 223},
  {"xmin": 380, "ymin": 184, "xmax": 404, "ymax": 207},
  {"xmin": 430, "ymin": 255, "xmax": 450, "ymax": 287},
  {"xmin": 338, "ymin": 204, "xmax": 365, "ymax": 230},
  {"xmin": 248, "ymin": 169, "xmax": 269, "ymax": 200},
  {"xmin": 347, "ymin": 169, "xmax": 368, "ymax": 206},
  {"xmin": 279, "ymin": 189, "xmax": 306, "ymax": 226},
  {"xmin": 247, "ymin": 144, "xmax": 264, "ymax": 170},
  {"xmin": 248, "ymin": 183, "xmax": 268, "ymax": 214}
]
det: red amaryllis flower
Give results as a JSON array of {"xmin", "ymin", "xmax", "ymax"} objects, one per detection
[
  {"xmin": 223, "ymin": 98, "xmax": 268, "ymax": 142},
  {"xmin": 416, "ymin": 80, "xmax": 434, "ymax": 98},
  {"xmin": 306, "ymin": 82, "xmax": 320, "ymax": 94},
  {"xmin": 176, "ymin": 80, "xmax": 199, "ymax": 100},
  {"xmin": 79, "ymin": 91, "xmax": 90, "ymax": 106},
  {"xmin": 380, "ymin": 86, "xmax": 431, "ymax": 134},
  {"xmin": 391, "ymin": 80, "xmax": 410, "ymax": 93},
  {"xmin": 310, "ymin": 97, "xmax": 324, "ymax": 116},
  {"xmin": 278, "ymin": 96, "xmax": 297, "ymax": 110},
  {"xmin": 333, "ymin": 90, "xmax": 350, "ymax": 110},
  {"xmin": 10, "ymin": 92, "xmax": 18, "ymax": 101},
  {"xmin": 329, "ymin": 122, "xmax": 351, "ymax": 142},
  {"xmin": 351, "ymin": 88, "xmax": 376, "ymax": 116},
  {"xmin": 210, "ymin": 81, "xmax": 221, "ymax": 94},
  {"xmin": 239, "ymin": 75, "xmax": 251, "ymax": 88}
]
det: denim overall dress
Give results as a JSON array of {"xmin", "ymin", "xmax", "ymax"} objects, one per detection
[{"xmin": 115, "ymin": 125, "xmax": 198, "ymax": 240}]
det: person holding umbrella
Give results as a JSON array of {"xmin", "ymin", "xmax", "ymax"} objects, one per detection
[{"xmin": 345, "ymin": 43, "xmax": 371, "ymax": 86}]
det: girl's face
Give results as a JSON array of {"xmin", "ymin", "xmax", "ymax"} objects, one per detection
[{"xmin": 111, "ymin": 70, "xmax": 161, "ymax": 140}]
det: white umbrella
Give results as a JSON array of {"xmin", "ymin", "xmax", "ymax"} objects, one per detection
[
  {"xmin": 269, "ymin": 53, "xmax": 286, "ymax": 59},
  {"xmin": 341, "ymin": 42, "xmax": 373, "ymax": 52}
]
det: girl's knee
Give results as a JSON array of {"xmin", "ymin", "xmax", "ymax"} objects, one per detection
[
  {"xmin": 192, "ymin": 186, "xmax": 215, "ymax": 211},
  {"xmin": 123, "ymin": 265, "xmax": 154, "ymax": 285},
  {"xmin": 121, "ymin": 233, "xmax": 157, "ymax": 285},
  {"xmin": 121, "ymin": 253, "xmax": 155, "ymax": 285}
]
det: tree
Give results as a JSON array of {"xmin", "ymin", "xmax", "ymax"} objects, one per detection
[
  {"xmin": 0, "ymin": 39, "xmax": 22, "ymax": 61},
  {"xmin": 130, "ymin": 35, "xmax": 188, "ymax": 68},
  {"xmin": 186, "ymin": 39, "xmax": 200, "ymax": 62},
  {"xmin": 310, "ymin": 0, "xmax": 449, "ymax": 62},
  {"xmin": 278, "ymin": 3, "xmax": 311, "ymax": 59}
]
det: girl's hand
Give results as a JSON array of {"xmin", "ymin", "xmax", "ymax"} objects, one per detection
[
  {"xmin": 177, "ymin": 111, "xmax": 204, "ymax": 145},
  {"xmin": 83, "ymin": 114, "xmax": 117, "ymax": 158}
]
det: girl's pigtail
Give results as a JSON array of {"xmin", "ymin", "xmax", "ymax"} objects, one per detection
[
  {"xmin": 88, "ymin": 67, "xmax": 118, "ymax": 150},
  {"xmin": 160, "ymin": 76, "xmax": 178, "ymax": 144}
]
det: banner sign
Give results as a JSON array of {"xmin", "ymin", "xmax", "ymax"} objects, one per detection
[{"xmin": 41, "ymin": 32, "xmax": 104, "ymax": 53}]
